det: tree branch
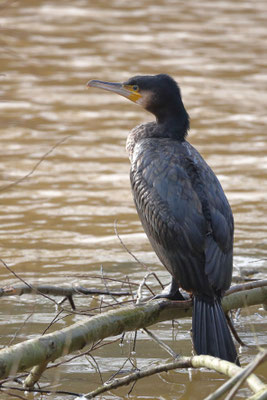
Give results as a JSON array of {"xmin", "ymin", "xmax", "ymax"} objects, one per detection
[
  {"xmin": 0, "ymin": 283, "xmax": 265, "ymax": 383},
  {"xmin": 84, "ymin": 354, "xmax": 266, "ymax": 399},
  {"xmin": 0, "ymin": 284, "xmax": 131, "ymax": 298}
]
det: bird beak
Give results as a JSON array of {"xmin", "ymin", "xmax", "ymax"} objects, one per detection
[{"xmin": 87, "ymin": 80, "xmax": 142, "ymax": 103}]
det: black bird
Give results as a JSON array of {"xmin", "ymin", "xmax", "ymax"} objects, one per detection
[{"xmin": 87, "ymin": 74, "xmax": 239, "ymax": 364}]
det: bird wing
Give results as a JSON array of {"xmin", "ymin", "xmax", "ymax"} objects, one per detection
[
  {"xmin": 130, "ymin": 138, "xmax": 233, "ymax": 294},
  {"xmin": 131, "ymin": 138, "xmax": 209, "ymax": 293},
  {"xmin": 188, "ymin": 143, "xmax": 234, "ymax": 291}
]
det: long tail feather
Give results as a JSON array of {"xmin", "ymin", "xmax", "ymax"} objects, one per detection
[{"xmin": 192, "ymin": 296, "xmax": 239, "ymax": 365}]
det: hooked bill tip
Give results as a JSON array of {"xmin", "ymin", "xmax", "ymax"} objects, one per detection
[{"xmin": 86, "ymin": 80, "xmax": 95, "ymax": 87}]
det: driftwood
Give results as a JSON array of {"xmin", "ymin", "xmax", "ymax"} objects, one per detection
[{"xmin": 0, "ymin": 281, "xmax": 266, "ymax": 392}]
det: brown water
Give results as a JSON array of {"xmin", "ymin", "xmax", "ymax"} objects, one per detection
[{"xmin": 0, "ymin": 0, "xmax": 266, "ymax": 399}]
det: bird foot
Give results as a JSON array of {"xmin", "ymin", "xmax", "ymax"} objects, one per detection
[{"xmin": 153, "ymin": 282, "xmax": 187, "ymax": 301}]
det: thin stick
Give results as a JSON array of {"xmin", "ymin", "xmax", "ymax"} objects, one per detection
[
  {"xmin": 0, "ymin": 135, "xmax": 73, "ymax": 192},
  {"xmin": 226, "ymin": 313, "xmax": 246, "ymax": 347},
  {"xmin": 100, "ymin": 265, "xmax": 120, "ymax": 304},
  {"xmin": 142, "ymin": 328, "xmax": 179, "ymax": 359},
  {"xmin": 0, "ymin": 259, "xmax": 58, "ymax": 306},
  {"xmin": 114, "ymin": 220, "xmax": 164, "ymax": 292}
]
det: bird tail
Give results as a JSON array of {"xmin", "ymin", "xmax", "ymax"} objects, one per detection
[{"xmin": 192, "ymin": 296, "xmax": 239, "ymax": 365}]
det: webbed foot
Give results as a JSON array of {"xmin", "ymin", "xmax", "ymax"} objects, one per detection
[{"xmin": 153, "ymin": 279, "xmax": 188, "ymax": 301}]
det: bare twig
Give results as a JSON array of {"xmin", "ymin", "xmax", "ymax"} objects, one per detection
[
  {"xmin": 42, "ymin": 309, "xmax": 65, "ymax": 335},
  {"xmin": 0, "ymin": 135, "xmax": 73, "ymax": 192},
  {"xmin": 106, "ymin": 335, "xmax": 141, "ymax": 385},
  {"xmin": 135, "ymin": 272, "xmax": 168, "ymax": 303},
  {"xmin": 0, "ymin": 390, "xmax": 28, "ymax": 400},
  {"xmin": 100, "ymin": 265, "xmax": 120, "ymax": 304},
  {"xmin": 8, "ymin": 312, "xmax": 34, "ymax": 347},
  {"xmin": 86, "ymin": 353, "xmax": 104, "ymax": 385},
  {"xmin": 48, "ymin": 338, "xmax": 120, "ymax": 371},
  {"xmin": 226, "ymin": 313, "xmax": 246, "ymax": 347},
  {"xmin": 125, "ymin": 275, "xmax": 135, "ymax": 301},
  {"xmin": 114, "ymin": 220, "xmax": 149, "ymax": 272},
  {"xmin": 0, "ymin": 385, "xmax": 81, "ymax": 398},
  {"xmin": 0, "ymin": 259, "xmax": 59, "ymax": 306},
  {"xmin": 142, "ymin": 328, "xmax": 179, "ymax": 359},
  {"xmin": 131, "ymin": 330, "xmax": 138, "ymax": 355},
  {"xmin": 114, "ymin": 220, "xmax": 164, "ymax": 292}
]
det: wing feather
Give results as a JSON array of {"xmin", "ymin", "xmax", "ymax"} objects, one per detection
[{"xmin": 130, "ymin": 138, "xmax": 233, "ymax": 294}]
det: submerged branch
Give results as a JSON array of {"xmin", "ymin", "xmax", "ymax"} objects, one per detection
[{"xmin": 0, "ymin": 284, "xmax": 131, "ymax": 298}]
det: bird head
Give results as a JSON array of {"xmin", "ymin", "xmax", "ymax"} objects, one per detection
[{"xmin": 87, "ymin": 74, "xmax": 188, "ymax": 126}]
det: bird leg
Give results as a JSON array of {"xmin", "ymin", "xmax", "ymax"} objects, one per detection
[{"xmin": 153, "ymin": 277, "xmax": 186, "ymax": 300}]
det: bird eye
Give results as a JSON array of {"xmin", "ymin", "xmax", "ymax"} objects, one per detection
[{"xmin": 132, "ymin": 85, "xmax": 139, "ymax": 92}]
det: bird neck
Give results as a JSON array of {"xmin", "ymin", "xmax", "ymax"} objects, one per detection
[{"xmin": 156, "ymin": 110, "xmax": 189, "ymax": 141}]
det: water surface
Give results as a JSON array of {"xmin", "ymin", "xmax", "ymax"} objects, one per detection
[{"xmin": 0, "ymin": 1, "xmax": 266, "ymax": 399}]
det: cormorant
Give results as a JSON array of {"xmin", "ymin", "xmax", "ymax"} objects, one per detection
[{"xmin": 87, "ymin": 74, "xmax": 239, "ymax": 364}]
